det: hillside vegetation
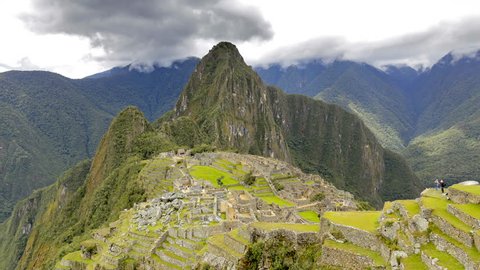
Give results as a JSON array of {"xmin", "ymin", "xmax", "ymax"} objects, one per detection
[
  {"xmin": 258, "ymin": 52, "xmax": 480, "ymax": 185},
  {"xmin": 0, "ymin": 59, "xmax": 196, "ymax": 221}
]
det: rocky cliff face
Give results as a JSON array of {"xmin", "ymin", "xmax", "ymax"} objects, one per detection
[
  {"xmin": 169, "ymin": 42, "xmax": 420, "ymax": 205},
  {"xmin": 173, "ymin": 42, "xmax": 290, "ymax": 161}
]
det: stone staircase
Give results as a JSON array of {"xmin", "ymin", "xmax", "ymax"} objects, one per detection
[{"xmin": 151, "ymin": 227, "xmax": 206, "ymax": 269}]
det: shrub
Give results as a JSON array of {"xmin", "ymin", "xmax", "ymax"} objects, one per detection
[
  {"xmin": 243, "ymin": 171, "xmax": 256, "ymax": 186},
  {"xmin": 273, "ymin": 182, "xmax": 285, "ymax": 191},
  {"xmin": 310, "ymin": 192, "xmax": 325, "ymax": 202}
]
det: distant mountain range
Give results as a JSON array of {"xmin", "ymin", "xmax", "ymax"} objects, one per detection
[
  {"xmin": 0, "ymin": 58, "xmax": 197, "ymax": 221},
  {"xmin": 0, "ymin": 42, "xmax": 420, "ymax": 269},
  {"xmin": 1, "ymin": 44, "xmax": 479, "ymax": 223},
  {"xmin": 257, "ymin": 52, "xmax": 480, "ymax": 185}
]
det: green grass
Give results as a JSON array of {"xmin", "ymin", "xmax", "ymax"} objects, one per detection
[
  {"xmin": 322, "ymin": 211, "xmax": 381, "ymax": 233},
  {"xmin": 164, "ymin": 241, "xmax": 193, "ymax": 255},
  {"xmin": 397, "ymin": 200, "xmax": 420, "ymax": 217},
  {"xmin": 421, "ymin": 192, "xmax": 472, "ymax": 233},
  {"xmin": 208, "ymin": 234, "xmax": 243, "ymax": 258},
  {"xmin": 63, "ymin": 251, "xmax": 93, "ymax": 264},
  {"xmin": 451, "ymin": 204, "xmax": 480, "ymax": 220},
  {"xmin": 323, "ymin": 239, "xmax": 385, "ymax": 266},
  {"xmin": 151, "ymin": 254, "xmax": 182, "ymax": 269},
  {"xmin": 214, "ymin": 159, "xmax": 246, "ymax": 175},
  {"xmin": 430, "ymin": 225, "xmax": 480, "ymax": 262},
  {"xmin": 255, "ymin": 193, "xmax": 295, "ymax": 207},
  {"xmin": 228, "ymin": 229, "xmax": 250, "ymax": 245},
  {"xmin": 299, "ymin": 210, "xmax": 320, "ymax": 223},
  {"xmin": 189, "ymin": 165, "xmax": 239, "ymax": 187},
  {"xmin": 227, "ymin": 185, "xmax": 250, "ymax": 191},
  {"xmin": 401, "ymin": 254, "xmax": 428, "ymax": 270},
  {"xmin": 450, "ymin": 184, "xmax": 480, "ymax": 195},
  {"xmin": 162, "ymin": 249, "xmax": 187, "ymax": 262},
  {"xmin": 251, "ymin": 222, "xmax": 319, "ymax": 233},
  {"xmin": 421, "ymin": 242, "xmax": 464, "ymax": 269}
]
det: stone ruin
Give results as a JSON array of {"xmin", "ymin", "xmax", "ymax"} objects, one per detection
[{"xmin": 132, "ymin": 192, "xmax": 185, "ymax": 231}]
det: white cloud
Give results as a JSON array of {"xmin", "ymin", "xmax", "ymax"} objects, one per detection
[{"xmin": 0, "ymin": 0, "xmax": 480, "ymax": 77}]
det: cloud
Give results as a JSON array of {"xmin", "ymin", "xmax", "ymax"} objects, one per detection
[
  {"xmin": 254, "ymin": 16, "xmax": 480, "ymax": 68},
  {"xmin": 0, "ymin": 57, "xmax": 42, "ymax": 71},
  {"xmin": 21, "ymin": 0, "xmax": 273, "ymax": 66}
]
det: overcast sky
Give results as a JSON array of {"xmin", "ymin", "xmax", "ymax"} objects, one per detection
[{"xmin": 1, "ymin": 0, "xmax": 480, "ymax": 78}]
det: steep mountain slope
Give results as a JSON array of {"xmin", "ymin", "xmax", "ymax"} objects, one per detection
[
  {"xmin": 0, "ymin": 107, "xmax": 159, "ymax": 270},
  {"xmin": 0, "ymin": 42, "xmax": 422, "ymax": 269},
  {"xmin": 315, "ymin": 63, "xmax": 416, "ymax": 152},
  {"xmin": 0, "ymin": 61, "xmax": 195, "ymax": 221},
  {"xmin": 77, "ymin": 58, "xmax": 198, "ymax": 121},
  {"xmin": 257, "ymin": 61, "xmax": 416, "ymax": 152},
  {"xmin": 257, "ymin": 54, "xmax": 480, "ymax": 185},
  {"xmin": 166, "ymin": 42, "xmax": 421, "ymax": 205},
  {"xmin": 256, "ymin": 60, "xmax": 326, "ymax": 96},
  {"xmin": 0, "ymin": 71, "xmax": 112, "ymax": 222},
  {"xmin": 404, "ymin": 52, "xmax": 480, "ymax": 182},
  {"xmin": 0, "ymin": 114, "xmax": 355, "ymax": 269}
]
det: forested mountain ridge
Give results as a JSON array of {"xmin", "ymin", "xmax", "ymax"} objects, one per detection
[
  {"xmin": 162, "ymin": 42, "xmax": 420, "ymax": 205},
  {"xmin": 0, "ymin": 59, "xmax": 196, "ymax": 221},
  {"xmin": 0, "ymin": 42, "xmax": 421, "ymax": 269},
  {"xmin": 257, "ymin": 52, "xmax": 480, "ymax": 184}
]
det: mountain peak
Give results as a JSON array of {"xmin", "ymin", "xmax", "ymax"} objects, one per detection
[
  {"xmin": 174, "ymin": 42, "xmax": 258, "ymax": 116},
  {"xmin": 207, "ymin": 41, "xmax": 242, "ymax": 58}
]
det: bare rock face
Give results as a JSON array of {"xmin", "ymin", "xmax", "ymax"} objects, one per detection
[{"xmin": 411, "ymin": 214, "xmax": 429, "ymax": 232}]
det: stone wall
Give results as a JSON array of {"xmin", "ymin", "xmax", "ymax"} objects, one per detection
[
  {"xmin": 320, "ymin": 218, "xmax": 381, "ymax": 252},
  {"xmin": 449, "ymin": 188, "xmax": 480, "ymax": 204},
  {"xmin": 447, "ymin": 204, "xmax": 480, "ymax": 229},
  {"xmin": 420, "ymin": 251, "xmax": 446, "ymax": 270},
  {"xmin": 320, "ymin": 245, "xmax": 385, "ymax": 270},
  {"xmin": 200, "ymin": 250, "xmax": 236, "ymax": 270},
  {"xmin": 431, "ymin": 215, "xmax": 473, "ymax": 247},
  {"xmin": 430, "ymin": 233, "xmax": 480, "ymax": 270},
  {"xmin": 224, "ymin": 234, "xmax": 248, "ymax": 254}
]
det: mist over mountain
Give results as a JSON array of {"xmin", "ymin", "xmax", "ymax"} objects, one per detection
[
  {"xmin": 0, "ymin": 42, "xmax": 421, "ymax": 269},
  {"xmin": 257, "ymin": 51, "xmax": 480, "ymax": 184}
]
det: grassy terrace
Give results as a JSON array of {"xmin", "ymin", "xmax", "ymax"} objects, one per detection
[
  {"xmin": 63, "ymin": 251, "xmax": 94, "ymax": 264},
  {"xmin": 451, "ymin": 203, "xmax": 480, "ymax": 220},
  {"xmin": 151, "ymin": 254, "xmax": 182, "ymax": 269},
  {"xmin": 322, "ymin": 211, "xmax": 381, "ymax": 233},
  {"xmin": 401, "ymin": 254, "xmax": 428, "ymax": 270},
  {"xmin": 299, "ymin": 210, "xmax": 320, "ymax": 223},
  {"xmin": 450, "ymin": 184, "xmax": 480, "ymax": 195},
  {"xmin": 323, "ymin": 239, "xmax": 386, "ymax": 266},
  {"xmin": 255, "ymin": 193, "xmax": 295, "ymax": 207},
  {"xmin": 397, "ymin": 200, "xmax": 420, "ymax": 217},
  {"xmin": 430, "ymin": 225, "xmax": 480, "ymax": 263},
  {"xmin": 228, "ymin": 228, "xmax": 250, "ymax": 245},
  {"xmin": 422, "ymin": 242, "xmax": 464, "ymax": 270},
  {"xmin": 213, "ymin": 159, "xmax": 247, "ymax": 176},
  {"xmin": 421, "ymin": 190, "xmax": 473, "ymax": 233},
  {"xmin": 382, "ymin": 201, "xmax": 398, "ymax": 219},
  {"xmin": 251, "ymin": 222, "xmax": 319, "ymax": 233},
  {"xmin": 189, "ymin": 166, "xmax": 239, "ymax": 187},
  {"xmin": 208, "ymin": 234, "xmax": 243, "ymax": 258}
]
